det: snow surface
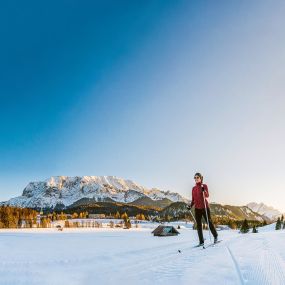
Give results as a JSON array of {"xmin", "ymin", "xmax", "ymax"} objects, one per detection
[{"xmin": 1, "ymin": 223, "xmax": 285, "ymax": 285}]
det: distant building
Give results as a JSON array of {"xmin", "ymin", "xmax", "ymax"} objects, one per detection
[{"xmin": 88, "ymin": 214, "xmax": 106, "ymax": 219}]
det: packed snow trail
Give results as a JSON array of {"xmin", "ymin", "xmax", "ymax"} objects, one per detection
[
  {"xmin": 225, "ymin": 245, "xmax": 245, "ymax": 285},
  {"xmin": 226, "ymin": 232, "xmax": 285, "ymax": 285},
  {"xmin": 0, "ymin": 226, "xmax": 285, "ymax": 285}
]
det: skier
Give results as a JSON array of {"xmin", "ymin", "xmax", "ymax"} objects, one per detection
[{"xmin": 188, "ymin": 172, "xmax": 218, "ymax": 247}]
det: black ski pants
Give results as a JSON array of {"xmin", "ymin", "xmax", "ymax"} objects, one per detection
[{"xmin": 195, "ymin": 208, "xmax": 217, "ymax": 244}]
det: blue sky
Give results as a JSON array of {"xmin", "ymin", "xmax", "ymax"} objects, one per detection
[{"xmin": 1, "ymin": 1, "xmax": 285, "ymax": 211}]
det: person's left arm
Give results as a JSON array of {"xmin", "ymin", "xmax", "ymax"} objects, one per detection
[{"xmin": 201, "ymin": 184, "xmax": 209, "ymax": 198}]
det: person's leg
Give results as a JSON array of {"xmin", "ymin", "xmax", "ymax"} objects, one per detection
[
  {"xmin": 195, "ymin": 208, "xmax": 204, "ymax": 244},
  {"xmin": 202, "ymin": 208, "xmax": 218, "ymax": 238}
]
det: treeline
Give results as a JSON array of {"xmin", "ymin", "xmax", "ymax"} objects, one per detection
[
  {"xmin": 39, "ymin": 211, "xmax": 142, "ymax": 229},
  {"xmin": 112, "ymin": 211, "xmax": 146, "ymax": 220},
  {"xmin": 62, "ymin": 202, "xmax": 158, "ymax": 217},
  {"xmin": 46, "ymin": 208, "xmax": 151, "ymax": 221},
  {"xmin": 157, "ymin": 213, "xmax": 266, "ymax": 230},
  {"xmin": 45, "ymin": 211, "xmax": 89, "ymax": 221},
  {"xmin": 0, "ymin": 205, "xmax": 149, "ymax": 229},
  {"xmin": 240, "ymin": 215, "xmax": 285, "ymax": 234},
  {"xmin": 0, "ymin": 204, "xmax": 271, "ymax": 231},
  {"xmin": 0, "ymin": 206, "xmax": 38, "ymax": 228}
]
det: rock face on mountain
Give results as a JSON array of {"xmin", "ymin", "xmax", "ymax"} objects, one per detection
[
  {"xmin": 247, "ymin": 202, "xmax": 283, "ymax": 221},
  {"xmin": 160, "ymin": 202, "xmax": 266, "ymax": 222},
  {"xmin": 2, "ymin": 176, "xmax": 188, "ymax": 209}
]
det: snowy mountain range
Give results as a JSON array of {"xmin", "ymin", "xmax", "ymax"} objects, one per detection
[
  {"xmin": 247, "ymin": 202, "xmax": 283, "ymax": 221},
  {"xmin": 2, "ymin": 176, "xmax": 282, "ymax": 223},
  {"xmin": 1, "ymin": 176, "xmax": 188, "ymax": 209}
]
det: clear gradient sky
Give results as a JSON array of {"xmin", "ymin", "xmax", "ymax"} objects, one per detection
[{"xmin": 1, "ymin": 1, "xmax": 285, "ymax": 211}]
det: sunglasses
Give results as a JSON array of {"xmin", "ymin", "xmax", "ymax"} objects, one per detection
[{"xmin": 194, "ymin": 176, "xmax": 201, "ymax": 179}]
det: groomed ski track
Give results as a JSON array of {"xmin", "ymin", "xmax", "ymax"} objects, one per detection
[{"xmin": 0, "ymin": 226, "xmax": 285, "ymax": 285}]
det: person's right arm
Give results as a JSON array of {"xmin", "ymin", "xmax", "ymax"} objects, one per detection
[{"xmin": 190, "ymin": 187, "xmax": 194, "ymax": 208}]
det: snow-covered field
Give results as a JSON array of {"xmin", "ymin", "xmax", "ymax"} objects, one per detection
[{"xmin": 1, "ymin": 223, "xmax": 285, "ymax": 285}]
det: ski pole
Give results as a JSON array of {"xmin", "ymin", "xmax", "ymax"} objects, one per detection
[
  {"xmin": 189, "ymin": 208, "xmax": 197, "ymax": 224},
  {"xmin": 202, "ymin": 186, "xmax": 212, "ymax": 243}
]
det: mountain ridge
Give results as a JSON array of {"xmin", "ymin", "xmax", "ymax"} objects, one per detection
[
  {"xmin": 247, "ymin": 202, "xmax": 283, "ymax": 221},
  {"xmin": 1, "ymin": 176, "xmax": 188, "ymax": 209},
  {"xmin": 160, "ymin": 202, "xmax": 267, "ymax": 222},
  {"xmin": 0, "ymin": 176, "xmax": 277, "ymax": 223}
]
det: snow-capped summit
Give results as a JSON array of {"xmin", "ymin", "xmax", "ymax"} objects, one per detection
[
  {"xmin": 247, "ymin": 202, "xmax": 283, "ymax": 221},
  {"xmin": 3, "ymin": 176, "xmax": 188, "ymax": 209}
]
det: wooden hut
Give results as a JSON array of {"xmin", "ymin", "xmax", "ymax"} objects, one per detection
[{"xmin": 152, "ymin": 225, "xmax": 180, "ymax": 236}]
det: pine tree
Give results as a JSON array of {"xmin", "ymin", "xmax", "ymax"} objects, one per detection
[
  {"xmin": 52, "ymin": 212, "xmax": 57, "ymax": 221},
  {"xmin": 114, "ymin": 211, "xmax": 120, "ymax": 219},
  {"xmin": 60, "ymin": 212, "xmax": 67, "ymax": 220},
  {"xmin": 228, "ymin": 220, "xmax": 237, "ymax": 230},
  {"xmin": 122, "ymin": 212, "xmax": 131, "ymax": 229},
  {"xmin": 135, "ymin": 213, "xmax": 146, "ymax": 220},
  {"xmin": 121, "ymin": 212, "xmax": 127, "ymax": 220},
  {"xmin": 275, "ymin": 217, "xmax": 281, "ymax": 230},
  {"xmin": 72, "ymin": 212, "xmax": 78, "ymax": 219},
  {"xmin": 42, "ymin": 217, "xmax": 48, "ymax": 228},
  {"xmin": 164, "ymin": 215, "xmax": 171, "ymax": 222},
  {"xmin": 240, "ymin": 219, "xmax": 249, "ymax": 233}
]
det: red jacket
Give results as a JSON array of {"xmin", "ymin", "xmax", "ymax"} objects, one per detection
[{"xmin": 190, "ymin": 182, "xmax": 209, "ymax": 209}]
